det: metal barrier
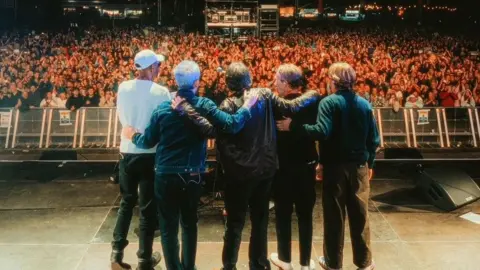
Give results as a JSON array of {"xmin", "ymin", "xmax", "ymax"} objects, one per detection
[
  {"xmin": 3, "ymin": 107, "xmax": 480, "ymax": 150},
  {"xmin": 79, "ymin": 107, "xmax": 113, "ymax": 148},
  {"xmin": 11, "ymin": 108, "xmax": 47, "ymax": 148},
  {"xmin": 440, "ymin": 108, "xmax": 477, "ymax": 148},
  {"xmin": 45, "ymin": 109, "xmax": 80, "ymax": 148},
  {"xmin": 376, "ymin": 108, "xmax": 411, "ymax": 148},
  {"xmin": 409, "ymin": 108, "xmax": 444, "ymax": 148},
  {"xmin": 0, "ymin": 108, "xmax": 14, "ymax": 148}
]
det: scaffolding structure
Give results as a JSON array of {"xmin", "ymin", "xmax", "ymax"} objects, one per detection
[
  {"xmin": 258, "ymin": 4, "xmax": 279, "ymax": 38},
  {"xmin": 204, "ymin": 0, "xmax": 259, "ymax": 39}
]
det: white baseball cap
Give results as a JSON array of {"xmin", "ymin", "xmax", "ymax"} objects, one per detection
[{"xmin": 134, "ymin": 49, "xmax": 165, "ymax": 70}]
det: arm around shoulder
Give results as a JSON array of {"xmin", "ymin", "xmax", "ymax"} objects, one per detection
[{"xmin": 271, "ymin": 89, "xmax": 321, "ymax": 117}]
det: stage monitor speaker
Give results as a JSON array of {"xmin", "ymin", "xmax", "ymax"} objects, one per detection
[{"xmin": 415, "ymin": 167, "xmax": 480, "ymax": 211}]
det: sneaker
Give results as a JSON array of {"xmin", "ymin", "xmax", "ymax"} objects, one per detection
[
  {"xmin": 270, "ymin": 253, "xmax": 293, "ymax": 270},
  {"xmin": 357, "ymin": 260, "xmax": 375, "ymax": 270},
  {"xmin": 300, "ymin": 259, "xmax": 316, "ymax": 270},
  {"xmin": 269, "ymin": 201, "xmax": 275, "ymax": 210},
  {"xmin": 318, "ymin": 257, "xmax": 341, "ymax": 270},
  {"xmin": 136, "ymin": 252, "xmax": 162, "ymax": 270},
  {"xmin": 110, "ymin": 250, "xmax": 132, "ymax": 270}
]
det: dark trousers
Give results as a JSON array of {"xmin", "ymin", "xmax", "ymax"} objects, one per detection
[
  {"xmin": 273, "ymin": 163, "xmax": 316, "ymax": 266},
  {"xmin": 155, "ymin": 173, "xmax": 203, "ymax": 270},
  {"xmin": 222, "ymin": 177, "xmax": 273, "ymax": 270},
  {"xmin": 322, "ymin": 163, "xmax": 372, "ymax": 269},
  {"xmin": 112, "ymin": 153, "xmax": 156, "ymax": 261}
]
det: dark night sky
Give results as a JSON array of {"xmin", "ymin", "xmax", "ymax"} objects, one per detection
[{"xmin": 50, "ymin": 0, "xmax": 476, "ymax": 6}]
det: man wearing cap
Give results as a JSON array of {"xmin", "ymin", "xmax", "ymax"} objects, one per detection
[
  {"xmin": 277, "ymin": 62, "xmax": 380, "ymax": 270},
  {"xmin": 121, "ymin": 60, "xmax": 258, "ymax": 270},
  {"xmin": 112, "ymin": 49, "xmax": 170, "ymax": 270}
]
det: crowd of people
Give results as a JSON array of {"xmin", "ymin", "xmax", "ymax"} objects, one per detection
[{"xmin": 0, "ymin": 26, "xmax": 479, "ymax": 111}]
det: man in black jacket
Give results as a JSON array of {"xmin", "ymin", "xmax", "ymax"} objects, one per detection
[
  {"xmin": 172, "ymin": 62, "xmax": 320, "ymax": 270},
  {"xmin": 66, "ymin": 88, "xmax": 84, "ymax": 111},
  {"xmin": 270, "ymin": 64, "xmax": 320, "ymax": 270}
]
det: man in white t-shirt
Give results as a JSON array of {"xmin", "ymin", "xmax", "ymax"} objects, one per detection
[{"xmin": 112, "ymin": 49, "xmax": 171, "ymax": 270}]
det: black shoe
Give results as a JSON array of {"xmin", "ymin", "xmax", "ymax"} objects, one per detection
[
  {"xmin": 110, "ymin": 250, "xmax": 132, "ymax": 270},
  {"xmin": 136, "ymin": 251, "xmax": 162, "ymax": 270}
]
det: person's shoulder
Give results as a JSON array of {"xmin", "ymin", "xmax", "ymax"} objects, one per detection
[
  {"xmin": 321, "ymin": 94, "xmax": 337, "ymax": 104},
  {"xmin": 158, "ymin": 100, "xmax": 172, "ymax": 109},
  {"xmin": 153, "ymin": 100, "xmax": 172, "ymax": 115},
  {"xmin": 355, "ymin": 95, "xmax": 373, "ymax": 110},
  {"xmin": 151, "ymin": 83, "xmax": 171, "ymax": 96},
  {"xmin": 197, "ymin": 96, "xmax": 215, "ymax": 106},
  {"xmin": 118, "ymin": 80, "xmax": 134, "ymax": 91},
  {"xmin": 250, "ymin": 88, "xmax": 272, "ymax": 99}
]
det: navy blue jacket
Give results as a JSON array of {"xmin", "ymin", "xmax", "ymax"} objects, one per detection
[
  {"xmin": 132, "ymin": 89, "xmax": 251, "ymax": 174},
  {"xmin": 291, "ymin": 89, "xmax": 380, "ymax": 168}
]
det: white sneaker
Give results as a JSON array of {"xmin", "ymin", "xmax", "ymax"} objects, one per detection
[
  {"xmin": 318, "ymin": 256, "xmax": 342, "ymax": 270},
  {"xmin": 300, "ymin": 259, "xmax": 316, "ymax": 270},
  {"xmin": 357, "ymin": 260, "xmax": 375, "ymax": 270},
  {"xmin": 269, "ymin": 201, "xmax": 275, "ymax": 210},
  {"xmin": 270, "ymin": 253, "xmax": 293, "ymax": 270}
]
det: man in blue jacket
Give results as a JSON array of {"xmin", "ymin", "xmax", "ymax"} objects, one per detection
[
  {"xmin": 122, "ymin": 60, "xmax": 258, "ymax": 270},
  {"xmin": 278, "ymin": 62, "xmax": 380, "ymax": 270}
]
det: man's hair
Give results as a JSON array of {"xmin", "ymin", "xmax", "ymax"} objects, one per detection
[
  {"xmin": 277, "ymin": 64, "xmax": 305, "ymax": 89},
  {"xmin": 226, "ymin": 62, "xmax": 252, "ymax": 93},
  {"xmin": 173, "ymin": 60, "xmax": 201, "ymax": 90},
  {"xmin": 328, "ymin": 62, "xmax": 356, "ymax": 89}
]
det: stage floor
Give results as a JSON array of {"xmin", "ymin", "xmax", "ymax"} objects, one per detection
[{"xmin": 0, "ymin": 163, "xmax": 479, "ymax": 270}]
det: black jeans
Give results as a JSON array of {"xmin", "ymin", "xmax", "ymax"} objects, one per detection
[
  {"xmin": 322, "ymin": 163, "xmax": 372, "ymax": 269},
  {"xmin": 112, "ymin": 153, "xmax": 156, "ymax": 261},
  {"xmin": 222, "ymin": 177, "xmax": 273, "ymax": 270},
  {"xmin": 273, "ymin": 163, "xmax": 316, "ymax": 266},
  {"xmin": 155, "ymin": 173, "xmax": 203, "ymax": 270}
]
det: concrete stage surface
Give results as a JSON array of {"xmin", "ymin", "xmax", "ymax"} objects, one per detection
[{"xmin": 0, "ymin": 162, "xmax": 479, "ymax": 270}]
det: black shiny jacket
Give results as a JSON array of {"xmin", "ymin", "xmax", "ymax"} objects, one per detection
[
  {"xmin": 275, "ymin": 91, "xmax": 320, "ymax": 167},
  {"xmin": 176, "ymin": 88, "xmax": 320, "ymax": 181}
]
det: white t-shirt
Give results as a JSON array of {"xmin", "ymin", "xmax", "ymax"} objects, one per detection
[{"xmin": 117, "ymin": 79, "xmax": 171, "ymax": 154}]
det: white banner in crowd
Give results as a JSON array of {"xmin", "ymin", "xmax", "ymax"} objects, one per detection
[
  {"xmin": 59, "ymin": 110, "xmax": 72, "ymax": 126},
  {"xmin": 0, "ymin": 112, "xmax": 10, "ymax": 128},
  {"xmin": 417, "ymin": 109, "xmax": 430, "ymax": 125}
]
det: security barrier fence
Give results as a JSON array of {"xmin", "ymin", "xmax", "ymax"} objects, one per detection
[{"xmin": 0, "ymin": 107, "xmax": 479, "ymax": 150}]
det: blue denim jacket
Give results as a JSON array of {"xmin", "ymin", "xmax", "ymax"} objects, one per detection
[{"xmin": 132, "ymin": 89, "xmax": 251, "ymax": 174}]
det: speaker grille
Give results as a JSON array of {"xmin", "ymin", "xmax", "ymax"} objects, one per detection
[{"xmin": 428, "ymin": 187, "xmax": 441, "ymax": 201}]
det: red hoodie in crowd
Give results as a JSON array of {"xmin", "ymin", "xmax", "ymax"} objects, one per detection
[{"xmin": 439, "ymin": 90, "xmax": 458, "ymax": 107}]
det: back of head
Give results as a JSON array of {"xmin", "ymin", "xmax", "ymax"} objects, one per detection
[
  {"xmin": 277, "ymin": 64, "xmax": 306, "ymax": 90},
  {"xmin": 174, "ymin": 60, "xmax": 201, "ymax": 90},
  {"xmin": 226, "ymin": 62, "xmax": 252, "ymax": 95},
  {"xmin": 328, "ymin": 62, "xmax": 356, "ymax": 90}
]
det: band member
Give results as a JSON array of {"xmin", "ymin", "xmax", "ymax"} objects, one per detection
[
  {"xmin": 122, "ymin": 60, "xmax": 258, "ymax": 270},
  {"xmin": 113, "ymin": 50, "xmax": 170, "ymax": 270},
  {"xmin": 171, "ymin": 62, "xmax": 320, "ymax": 270},
  {"xmin": 270, "ymin": 64, "xmax": 320, "ymax": 270},
  {"xmin": 277, "ymin": 62, "xmax": 380, "ymax": 270}
]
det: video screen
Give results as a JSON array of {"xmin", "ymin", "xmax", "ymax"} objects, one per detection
[
  {"xmin": 299, "ymin": 8, "xmax": 319, "ymax": 19},
  {"xmin": 280, "ymin": 7, "xmax": 295, "ymax": 18}
]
